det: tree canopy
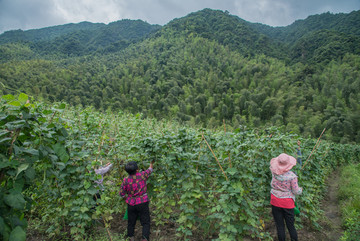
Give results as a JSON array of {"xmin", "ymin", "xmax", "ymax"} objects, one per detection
[{"xmin": 1, "ymin": 8, "xmax": 359, "ymax": 143}]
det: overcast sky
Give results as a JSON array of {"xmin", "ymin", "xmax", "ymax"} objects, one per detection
[{"xmin": 0, "ymin": 0, "xmax": 359, "ymax": 33}]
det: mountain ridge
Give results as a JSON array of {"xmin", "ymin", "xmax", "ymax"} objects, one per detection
[{"xmin": 0, "ymin": 8, "xmax": 359, "ymax": 144}]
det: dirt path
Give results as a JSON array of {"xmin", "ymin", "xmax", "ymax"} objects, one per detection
[
  {"xmin": 244, "ymin": 170, "xmax": 344, "ymax": 241},
  {"xmin": 318, "ymin": 170, "xmax": 344, "ymax": 240}
]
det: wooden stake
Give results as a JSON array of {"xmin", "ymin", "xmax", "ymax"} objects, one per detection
[
  {"xmin": 202, "ymin": 134, "xmax": 229, "ymax": 181},
  {"xmin": 301, "ymin": 128, "xmax": 326, "ymax": 171}
]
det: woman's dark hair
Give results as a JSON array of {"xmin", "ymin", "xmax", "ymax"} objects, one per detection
[{"xmin": 125, "ymin": 161, "xmax": 138, "ymax": 175}]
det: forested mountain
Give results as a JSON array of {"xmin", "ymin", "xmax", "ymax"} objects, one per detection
[
  {"xmin": 251, "ymin": 10, "xmax": 360, "ymax": 63},
  {"xmin": 1, "ymin": 8, "xmax": 359, "ymax": 143},
  {"xmin": 252, "ymin": 10, "xmax": 360, "ymax": 42},
  {"xmin": 0, "ymin": 20, "xmax": 161, "ymax": 59},
  {"xmin": 162, "ymin": 9, "xmax": 287, "ymax": 59}
]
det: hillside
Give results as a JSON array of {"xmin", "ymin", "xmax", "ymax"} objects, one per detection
[
  {"xmin": 0, "ymin": 19, "xmax": 161, "ymax": 58},
  {"xmin": 0, "ymin": 9, "xmax": 360, "ymax": 144},
  {"xmin": 250, "ymin": 10, "xmax": 360, "ymax": 63},
  {"xmin": 252, "ymin": 10, "xmax": 360, "ymax": 43}
]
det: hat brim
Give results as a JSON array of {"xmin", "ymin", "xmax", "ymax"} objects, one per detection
[{"xmin": 270, "ymin": 153, "xmax": 296, "ymax": 175}]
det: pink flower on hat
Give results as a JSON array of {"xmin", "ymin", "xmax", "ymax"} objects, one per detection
[{"xmin": 270, "ymin": 153, "xmax": 297, "ymax": 175}]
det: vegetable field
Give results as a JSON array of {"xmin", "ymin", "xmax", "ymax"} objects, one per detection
[{"xmin": 1, "ymin": 94, "xmax": 359, "ymax": 240}]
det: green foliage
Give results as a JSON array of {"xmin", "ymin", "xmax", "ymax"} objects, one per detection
[
  {"xmin": 2, "ymin": 94, "xmax": 360, "ymax": 240},
  {"xmin": 339, "ymin": 163, "xmax": 360, "ymax": 241},
  {"xmin": 0, "ymin": 94, "xmax": 110, "ymax": 240},
  {"xmin": 0, "ymin": 20, "xmax": 161, "ymax": 58},
  {"xmin": 0, "ymin": 93, "xmax": 55, "ymax": 241}
]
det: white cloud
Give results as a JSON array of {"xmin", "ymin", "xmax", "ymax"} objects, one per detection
[
  {"xmin": 233, "ymin": 0, "xmax": 293, "ymax": 26},
  {"xmin": 52, "ymin": 0, "xmax": 129, "ymax": 24}
]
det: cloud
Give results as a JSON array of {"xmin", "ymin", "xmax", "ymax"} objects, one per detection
[
  {"xmin": 52, "ymin": 0, "xmax": 128, "ymax": 23},
  {"xmin": 233, "ymin": 0, "xmax": 292, "ymax": 26},
  {"xmin": 0, "ymin": 0, "xmax": 62, "ymax": 32}
]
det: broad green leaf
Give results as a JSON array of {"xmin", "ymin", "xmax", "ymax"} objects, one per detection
[
  {"xmin": 2, "ymin": 94, "xmax": 15, "ymax": 101},
  {"xmin": 9, "ymin": 226, "xmax": 26, "ymax": 241},
  {"xmin": 0, "ymin": 130, "xmax": 10, "ymax": 138},
  {"xmin": 84, "ymin": 180, "xmax": 91, "ymax": 189},
  {"xmin": 58, "ymin": 103, "xmax": 66, "ymax": 109},
  {"xmin": 23, "ymin": 149, "xmax": 39, "ymax": 156},
  {"xmin": 226, "ymin": 167, "xmax": 237, "ymax": 176},
  {"xmin": 0, "ymin": 154, "xmax": 10, "ymax": 168},
  {"xmin": 0, "ymin": 137, "xmax": 12, "ymax": 145},
  {"xmin": 25, "ymin": 167, "xmax": 35, "ymax": 180},
  {"xmin": 42, "ymin": 110, "xmax": 53, "ymax": 115},
  {"xmin": 53, "ymin": 143, "xmax": 69, "ymax": 162},
  {"xmin": 80, "ymin": 206, "xmax": 89, "ymax": 213},
  {"xmin": 5, "ymin": 120, "xmax": 26, "ymax": 130},
  {"xmin": 18, "ymin": 93, "xmax": 28, "ymax": 105},
  {"xmin": 8, "ymin": 101, "xmax": 21, "ymax": 107},
  {"xmin": 15, "ymin": 164, "xmax": 29, "ymax": 179},
  {"xmin": 4, "ymin": 192, "xmax": 26, "ymax": 210}
]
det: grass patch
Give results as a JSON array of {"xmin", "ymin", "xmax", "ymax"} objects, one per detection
[{"xmin": 338, "ymin": 163, "xmax": 360, "ymax": 241}]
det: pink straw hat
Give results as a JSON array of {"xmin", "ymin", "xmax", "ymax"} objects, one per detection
[{"xmin": 270, "ymin": 153, "xmax": 297, "ymax": 175}]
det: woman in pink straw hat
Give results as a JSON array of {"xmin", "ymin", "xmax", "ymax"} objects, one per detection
[{"xmin": 270, "ymin": 153, "xmax": 302, "ymax": 241}]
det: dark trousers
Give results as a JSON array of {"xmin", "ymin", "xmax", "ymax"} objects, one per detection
[
  {"xmin": 127, "ymin": 202, "xmax": 150, "ymax": 240},
  {"xmin": 272, "ymin": 205, "xmax": 298, "ymax": 241}
]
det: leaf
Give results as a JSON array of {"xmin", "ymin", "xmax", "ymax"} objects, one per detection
[
  {"xmin": 42, "ymin": 110, "xmax": 53, "ymax": 115},
  {"xmin": 0, "ymin": 137, "xmax": 12, "ymax": 145},
  {"xmin": 4, "ymin": 192, "xmax": 26, "ymax": 210},
  {"xmin": 53, "ymin": 143, "xmax": 69, "ymax": 162},
  {"xmin": 15, "ymin": 163, "xmax": 29, "ymax": 179},
  {"xmin": 25, "ymin": 167, "xmax": 35, "ymax": 180},
  {"xmin": 9, "ymin": 226, "xmax": 26, "ymax": 241},
  {"xmin": 226, "ymin": 167, "xmax": 237, "ymax": 176},
  {"xmin": 5, "ymin": 120, "xmax": 26, "ymax": 130},
  {"xmin": 0, "ymin": 130, "xmax": 10, "ymax": 138},
  {"xmin": 84, "ymin": 180, "xmax": 91, "ymax": 189},
  {"xmin": 23, "ymin": 149, "xmax": 39, "ymax": 156},
  {"xmin": 8, "ymin": 101, "xmax": 21, "ymax": 107},
  {"xmin": 18, "ymin": 93, "xmax": 28, "ymax": 105},
  {"xmin": 0, "ymin": 154, "xmax": 11, "ymax": 169},
  {"xmin": 58, "ymin": 103, "xmax": 66, "ymax": 109},
  {"xmin": 2, "ymin": 94, "xmax": 15, "ymax": 102}
]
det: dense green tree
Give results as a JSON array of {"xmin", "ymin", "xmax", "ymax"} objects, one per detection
[{"xmin": 1, "ymin": 9, "xmax": 360, "ymax": 143}]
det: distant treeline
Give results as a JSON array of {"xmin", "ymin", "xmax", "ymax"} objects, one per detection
[{"xmin": 1, "ymin": 9, "xmax": 360, "ymax": 143}]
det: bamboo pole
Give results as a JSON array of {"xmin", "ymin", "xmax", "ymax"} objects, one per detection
[
  {"xmin": 301, "ymin": 128, "xmax": 326, "ymax": 171},
  {"xmin": 202, "ymin": 134, "xmax": 229, "ymax": 181}
]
